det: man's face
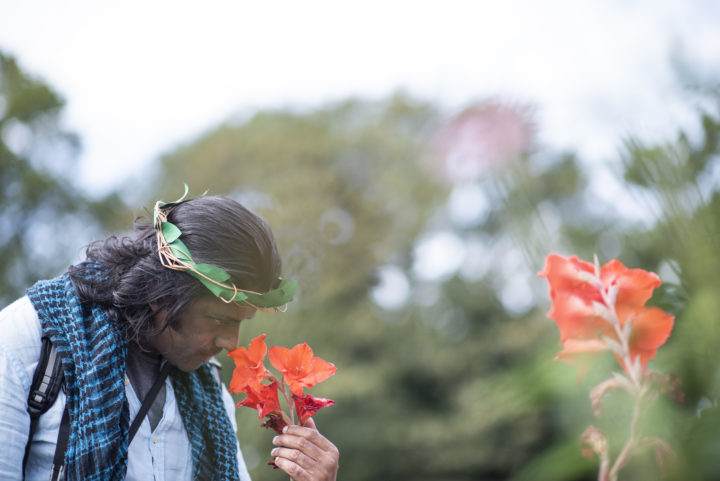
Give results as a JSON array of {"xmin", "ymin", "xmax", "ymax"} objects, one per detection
[{"xmin": 149, "ymin": 296, "xmax": 257, "ymax": 372}]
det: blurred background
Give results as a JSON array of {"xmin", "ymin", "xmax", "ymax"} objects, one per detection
[{"xmin": 2, "ymin": 1, "xmax": 720, "ymax": 479}]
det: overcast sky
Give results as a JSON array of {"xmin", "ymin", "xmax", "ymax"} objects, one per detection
[{"xmin": 1, "ymin": 0, "xmax": 719, "ymax": 197}]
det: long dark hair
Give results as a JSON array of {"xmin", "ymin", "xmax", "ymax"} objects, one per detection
[{"xmin": 68, "ymin": 195, "xmax": 282, "ymax": 345}]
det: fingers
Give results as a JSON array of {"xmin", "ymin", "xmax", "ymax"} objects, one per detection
[{"xmin": 272, "ymin": 424, "xmax": 339, "ymax": 481}]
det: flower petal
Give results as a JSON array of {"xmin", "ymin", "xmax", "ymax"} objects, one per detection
[
  {"xmin": 270, "ymin": 343, "xmax": 333, "ymax": 396},
  {"xmin": 601, "ymin": 259, "xmax": 662, "ymax": 308},
  {"xmin": 293, "ymin": 393, "xmax": 335, "ymax": 424},
  {"xmin": 547, "ymin": 292, "xmax": 610, "ymax": 342},
  {"xmin": 237, "ymin": 381, "xmax": 282, "ymax": 419},
  {"xmin": 228, "ymin": 334, "xmax": 269, "ymax": 393},
  {"xmin": 555, "ymin": 339, "xmax": 611, "ymax": 380},
  {"xmin": 247, "ymin": 334, "xmax": 268, "ymax": 363},
  {"xmin": 538, "ymin": 254, "xmax": 601, "ymax": 300},
  {"xmin": 628, "ymin": 307, "xmax": 675, "ymax": 366}
]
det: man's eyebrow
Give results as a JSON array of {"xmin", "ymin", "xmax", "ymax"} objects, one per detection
[{"xmin": 204, "ymin": 312, "xmax": 245, "ymax": 324}]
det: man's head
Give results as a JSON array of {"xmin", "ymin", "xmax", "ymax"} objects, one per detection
[
  {"xmin": 154, "ymin": 193, "xmax": 295, "ymax": 310},
  {"xmin": 73, "ymin": 194, "xmax": 285, "ymax": 360},
  {"xmin": 144, "ymin": 195, "xmax": 283, "ymax": 369}
]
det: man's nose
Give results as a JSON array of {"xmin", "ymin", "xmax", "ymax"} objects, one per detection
[{"xmin": 215, "ymin": 324, "xmax": 240, "ymax": 351}]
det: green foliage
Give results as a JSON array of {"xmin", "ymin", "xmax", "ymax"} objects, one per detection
[{"xmin": 0, "ymin": 51, "xmax": 128, "ymax": 305}]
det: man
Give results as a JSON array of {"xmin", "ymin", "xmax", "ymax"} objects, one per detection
[{"xmin": 0, "ymin": 192, "xmax": 339, "ymax": 481}]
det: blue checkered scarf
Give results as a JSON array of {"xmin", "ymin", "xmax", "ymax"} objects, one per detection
[{"xmin": 27, "ymin": 267, "xmax": 240, "ymax": 481}]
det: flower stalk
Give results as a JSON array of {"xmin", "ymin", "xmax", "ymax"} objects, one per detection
[{"xmin": 539, "ymin": 254, "xmax": 679, "ymax": 481}]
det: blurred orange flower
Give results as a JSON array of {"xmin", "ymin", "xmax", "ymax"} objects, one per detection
[
  {"xmin": 269, "ymin": 343, "xmax": 337, "ymax": 396},
  {"xmin": 541, "ymin": 253, "xmax": 680, "ymax": 481},
  {"xmin": 618, "ymin": 305, "xmax": 674, "ymax": 369},
  {"xmin": 538, "ymin": 254, "xmax": 674, "ymax": 372}
]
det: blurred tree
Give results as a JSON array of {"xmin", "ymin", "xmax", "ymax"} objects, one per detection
[{"xmin": 0, "ymin": 51, "xmax": 128, "ymax": 305}]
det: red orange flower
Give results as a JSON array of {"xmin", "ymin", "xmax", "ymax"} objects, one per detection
[
  {"xmin": 538, "ymin": 254, "xmax": 674, "ymax": 373},
  {"xmin": 269, "ymin": 343, "xmax": 337, "ymax": 396},
  {"xmin": 228, "ymin": 334, "xmax": 270, "ymax": 393},
  {"xmin": 293, "ymin": 393, "xmax": 336, "ymax": 424},
  {"xmin": 236, "ymin": 380, "xmax": 282, "ymax": 419}
]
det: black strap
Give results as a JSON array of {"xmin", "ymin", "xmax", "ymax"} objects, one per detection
[
  {"xmin": 24, "ymin": 337, "xmax": 64, "ymax": 474},
  {"xmin": 49, "ymin": 404, "xmax": 70, "ymax": 481},
  {"xmin": 127, "ymin": 361, "xmax": 172, "ymax": 444}
]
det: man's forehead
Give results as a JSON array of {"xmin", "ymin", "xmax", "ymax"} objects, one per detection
[{"xmin": 190, "ymin": 297, "xmax": 257, "ymax": 320}]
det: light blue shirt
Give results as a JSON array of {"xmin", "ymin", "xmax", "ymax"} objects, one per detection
[{"xmin": 0, "ymin": 296, "xmax": 252, "ymax": 481}]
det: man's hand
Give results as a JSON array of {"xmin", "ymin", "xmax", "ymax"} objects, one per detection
[{"xmin": 271, "ymin": 418, "xmax": 339, "ymax": 481}]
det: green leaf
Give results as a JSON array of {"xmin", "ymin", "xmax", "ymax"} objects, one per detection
[
  {"xmin": 170, "ymin": 183, "xmax": 190, "ymax": 205},
  {"xmin": 193, "ymin": 263, "xmax": 232, "ymax": 283},
  {"xmin": 154, "ymin": 184, "xmax": 190, "ymax": 224},
  {"xmin": 191, "ymin": 272, "xmax": 248, "ymax": 303},
  {"xmin": 245, "ymin": 278, "xmax": 298, "ymax": 307},
  {"xmin": 170, "ymin": 239, "xmax": 193, "ymax": 263},
  {"xmin": 161, "ymin": 222, "xmax": 182, "ymax": 243}
]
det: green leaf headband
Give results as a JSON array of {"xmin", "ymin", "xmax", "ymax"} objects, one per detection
[{"xmin": 153, "ymin": 185, "xmax": 297, "ymax": 312}]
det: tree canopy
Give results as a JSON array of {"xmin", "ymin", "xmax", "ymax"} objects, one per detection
[{"xmin": 0, "ymin": 51, "xmax": 128, "ymax": 305}]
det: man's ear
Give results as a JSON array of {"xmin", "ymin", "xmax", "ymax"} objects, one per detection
[{"xmin": 149, "ymin": 303, "xmax": 169, "ymax": 330}]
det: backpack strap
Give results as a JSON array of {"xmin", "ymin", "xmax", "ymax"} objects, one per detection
[
  {"xmin": 24, "ymin": 336, "xmax": 65, "ymax": 473},
  {"xmin": 50, "ymin": 404, "xmax": 70, "ymax": 481}
]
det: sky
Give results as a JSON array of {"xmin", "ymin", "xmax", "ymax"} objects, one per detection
[{"xmin": 1, "ymin": 0, "xmax": 719, "ymax": 198}]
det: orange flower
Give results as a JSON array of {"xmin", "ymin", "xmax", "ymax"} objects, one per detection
[
  {"xmin": 269, "ymin": 343, "xmax": 337, "ymax": 396},
  {"xmin": 539, "ymin": 254, "xmax": 674, "ymax": 372},
  {"xmin": 228, "ymin": 334, "xmax": 270, "ymax": 393},
  {"xmin": 539, "ymin": 255, "xmax": 661, "ymax": 313}
]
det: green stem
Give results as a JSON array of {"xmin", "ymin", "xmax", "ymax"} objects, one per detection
[
  {"xmin": 608, "ymin": 389, "xmax": 644, "ymax": 481},
  {"xmin": 280, "ymin": 380, "xmax": 295, "ymax": 425},
  {"xmin": 595, "ymin": 266, "xmax": 646, "ymax": 480}
]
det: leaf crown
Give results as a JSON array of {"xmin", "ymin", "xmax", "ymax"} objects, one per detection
[{"xmin": 153, "ymin": 186, "xmax": 297, "ymax": 312}]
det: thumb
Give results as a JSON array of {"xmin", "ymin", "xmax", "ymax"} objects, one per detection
[{"xmin": 302, "ymin": 417, "xmax": 318, "ymax": 431}]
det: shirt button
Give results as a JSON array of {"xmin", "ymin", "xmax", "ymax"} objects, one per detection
[{"xmin": 152, "ymin": 435, "xmax": 158, "ymax": 444}]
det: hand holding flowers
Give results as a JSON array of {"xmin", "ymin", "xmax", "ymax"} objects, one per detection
[{"xmin": 228, "ymin": 335, "xmax": 338, "ymax": 479}]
